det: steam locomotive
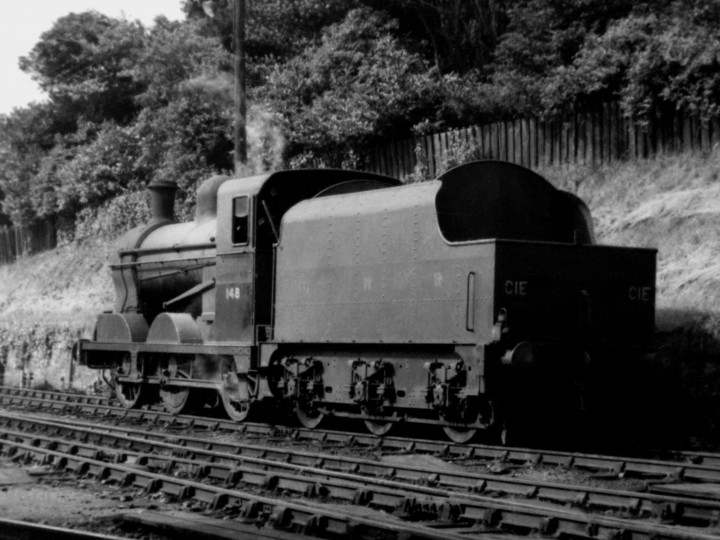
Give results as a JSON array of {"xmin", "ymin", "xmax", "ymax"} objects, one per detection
[{"xmin": 76, "ymin": 161, "xmax": 656, "ymax": 443}]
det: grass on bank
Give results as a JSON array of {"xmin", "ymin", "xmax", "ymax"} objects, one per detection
[
  {"xmin": 538, "ymin": 150, "xmax": 720, "ymax": 351},
  {"xmin": 0, "ymin": 240, "xmax": 114, "ymax": 328}
]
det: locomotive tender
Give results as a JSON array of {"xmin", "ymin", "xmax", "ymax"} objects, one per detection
[{"xmin": 76, "ymin": 161, "xmax": 656, "ymax": 443}]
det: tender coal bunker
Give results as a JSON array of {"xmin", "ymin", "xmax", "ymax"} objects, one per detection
[{"xmin": 435, "ymin": 160, "xmax": 594, "ymax": 244}]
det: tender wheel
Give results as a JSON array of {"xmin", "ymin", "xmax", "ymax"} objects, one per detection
[
  {"xmin": 115, "ymin": 382, "xmax": 145, "ymax": 409},
  {"xmin": 295, "ymin": 402, "xmax": 324, "ymax": 429},
  {"xmin": 362, "ymin": 407, "xmax": 396, "ymax": 437},
  {"xmin": 364, "ymin": 419, "xmax": 394, "ymax": 436},
  {"xmin": 440, "ymin": 397, "xmax": 487, "ymax": 444},
  {"xmin": 442, "ymin": 422, "xmax": 478, "ymax": 444},
  {"xmin": 219, "ymin": 372, "xmax": 252, "ymax": 422}
]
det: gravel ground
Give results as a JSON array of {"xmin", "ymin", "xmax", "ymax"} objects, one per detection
[{"xmin": 0, "ymin": 457, "xmax": 173, "ymax": 538}]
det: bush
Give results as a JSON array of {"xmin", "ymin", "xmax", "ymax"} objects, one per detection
[
  {"xmin": 47, "ymin": 123, "xmax": 147, "ymax": 220},
  {"xmin": 72, "ymin": 190, "xmax": 151, "ymax": 243},
  {"xmin": 407, "ymin": 134, "xmax": 491, "ymax": 183}
]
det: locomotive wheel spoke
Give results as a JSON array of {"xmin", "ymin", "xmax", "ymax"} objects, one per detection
[
  {"xmin": 159, "ymin": 385, "xmax": 192, "ymax": 415},
  {"xmin": 114, "ymin": 354, "xmax": 144, "ymax": 409},
  {"xmin": 115, "ymin": 382, "xmax": 144, "ymax": 409},
  {"xmin": 295, "ymin": 403, "xmax": 324, "ymax": 429},
  {"xmin": 159, "ymin": 355, "xmax": 196, "ymax": 415},
  {"xmin": 218, "ymin": 373, "xmax": 252, "ymax": 422}
]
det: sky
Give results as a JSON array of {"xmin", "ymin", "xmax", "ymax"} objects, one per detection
[{"xmin": 0, "ymin": 1, "xmax": 186, "ymax": 115}]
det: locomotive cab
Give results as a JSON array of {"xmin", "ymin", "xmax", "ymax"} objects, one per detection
[
  {"xmin": 212, "ymin": 178, "xmax": 260, "ymax": 344},
  {"xmin": 212, "ymin": 171, "xmax": 401, "ymax": 345}
]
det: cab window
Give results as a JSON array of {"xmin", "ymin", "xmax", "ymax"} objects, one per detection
[{"xmin": 232, "ymin": 196, "xmax": 249, "ymax": 245}]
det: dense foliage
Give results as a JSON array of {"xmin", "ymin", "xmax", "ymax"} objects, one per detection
[
  {"xmin": 1, "ymin": 0, "xmax": 719, "ymax": 234},
  {"xmin": 259, "ymin": 8, "xmax": 439, "ymax": 167}
]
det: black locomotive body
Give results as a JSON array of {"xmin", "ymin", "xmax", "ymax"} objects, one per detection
[{"xmin": 76, "ymin": 161, "xmax": 656, "ymax": 443}]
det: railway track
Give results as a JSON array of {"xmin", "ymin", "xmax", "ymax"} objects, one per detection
[
  {"xmin": 2, "ymin": 388, "xmax": 720, "ymax": 539},
  {"xmin": 3, "ymin": 385, "xmax": 720, "ymax": 481},
  {"xmin": 4, "ymin": 410, "xmax": 720, "ymax": 527},
  {"xmin": 2, "ymin": 410, "xmax": 720, "ymax": 540}
]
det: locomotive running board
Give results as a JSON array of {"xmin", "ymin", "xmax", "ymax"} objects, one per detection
[
  {"xmin": 114, "ymin": 375, "xmax": 221, "ymax": 390},
  {"xmin": 79, "ymin": 341, "xmax": 252, "ymax": 356},
  {"xmin": 315, "ymin": 407, "xmax": 492, "ymax": 429}
]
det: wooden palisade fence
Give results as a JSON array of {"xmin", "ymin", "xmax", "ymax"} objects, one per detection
[
  {"xmin": 0, "ymin": 221, "xmax": 57, "ymax": 266},
  {"xmin": 368, "ymin": 102, "xmax": 720, "ymax": 180}
]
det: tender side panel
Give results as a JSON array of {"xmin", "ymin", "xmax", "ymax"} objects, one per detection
[
  {"xmin": 494, "ymin": 242, "xmax": 656, "ymax": 351},
  {"xmin": 274, "ymin": 182, "xmax": 496, "ymax": 345}
]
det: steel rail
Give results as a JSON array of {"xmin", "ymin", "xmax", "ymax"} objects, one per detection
[
  {"xmin": 6, "ymin": 389, "xmax": 720, "ymax": 487},
  {"xmin": 0, "ymin": 386, "xmax": 108, "ymax": 405},
  {"xmin": 2, "ymin": 428, "xmax": 718, "ymax": 540},
  {"xmin": 3, "ymin": 411, "xmax": 720, "ymax": 529},
  {"xmin": 653, "ymin": 449, "xmax": 720, "ymax": 469},
  {"xmin": 0, "ymin": 518, "xmax": 127, "ymax": 540}
]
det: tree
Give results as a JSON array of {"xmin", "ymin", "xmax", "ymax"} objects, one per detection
[
  {"xmin": 537, "ymin": 1, "xmax": 720, "ymax": 119},
  {"xmin": 19, "ymin": 11, "xmax": 145, "ymax": 125},
  {"xmin": 362, "ymin": 0, "xmax": 509, "ymax": 75},
  {"xmin": 49, "ymin": 123, "xmax": 146, "ymax": 218},
  {"xmin": 134, "ymin": 79, "xmax": 235, "ymax": 208},
  {"xmin": 183, "ymin": 0, "xmax": 357, "ymax": 60},
  {"xmin": 261, "ymin": 8, "xmax": 439, "ymax": 165},
  {"xmin": 0, "ymin": 103, "xmax": 64, "ymax": 225},
  {"xmin": 129, "ymin": 18, "xmax": 236, "ymax": 206},
  {"xmin": 131, "ymin": 17, "xmax": 231, "ymax": 109}
]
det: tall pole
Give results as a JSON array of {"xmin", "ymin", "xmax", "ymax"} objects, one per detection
[{"xmin": 234, "ymin": 0, "xmax": 247, "ymax": 172}]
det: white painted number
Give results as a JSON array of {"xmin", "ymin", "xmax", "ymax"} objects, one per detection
[{"xmin": 225, "ymin": 286, "xmax": 241, "ymax": 300}]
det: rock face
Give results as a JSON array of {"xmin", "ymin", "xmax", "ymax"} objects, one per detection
[
  {"xmin": 0, "ymin": 239, "xmax": 114, "ymax": 392},
  {"xmin": 0, "ymin": 323, "xmax": 100, "ymax": 391}
]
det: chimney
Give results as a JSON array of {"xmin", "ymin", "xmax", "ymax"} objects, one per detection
[{"xmin": 148, "ymin": 179, "xmax": 177, "ymax": 223}]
